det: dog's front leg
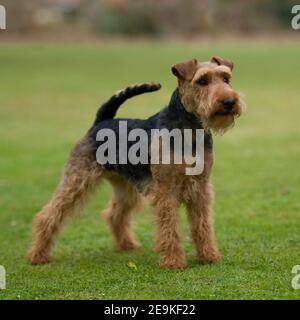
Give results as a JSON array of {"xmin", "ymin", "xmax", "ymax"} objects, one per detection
[
  {"xmin": 185, "ymin": 181, "xmax": 221, "ymax": 264},
  {"xmin": 150, "ymin": 186, "xmax": 187, "ymax": 269}
]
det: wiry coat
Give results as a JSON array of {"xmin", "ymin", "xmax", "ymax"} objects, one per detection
[{"xmin": 28, "ymin": 57, "xmax": 244, "ymax": 269}]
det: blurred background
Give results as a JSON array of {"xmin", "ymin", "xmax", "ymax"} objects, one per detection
[
  {"xmin": 0, "ymin": 0, "xmax": 298, "ymax": 40},
  {"xmin": 1, "ymin": 0, "xmax": 300, "ymax": 300}
]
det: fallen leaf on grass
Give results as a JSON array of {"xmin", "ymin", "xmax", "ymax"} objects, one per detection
[{"xmin": 127, "ymin": 261, "xmax": 137, "ymax": 270}]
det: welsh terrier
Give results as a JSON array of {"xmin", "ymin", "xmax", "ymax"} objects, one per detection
[{"xmin": 28, "ymin": 56, "xmax": 244, "ymax": 269}]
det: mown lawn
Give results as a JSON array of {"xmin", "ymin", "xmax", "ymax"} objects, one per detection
[{"xmin": 0, "ymin": 41, "xmax": 299, "ymax": 300}]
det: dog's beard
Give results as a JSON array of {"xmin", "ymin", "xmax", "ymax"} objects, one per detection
[
  {"xmin": 207, "ymin": 114, "xmax": 235, "ymax": 134},
  {"xmin": 199, "ymin": 98, "xmax": 245, "ymax": 135}
]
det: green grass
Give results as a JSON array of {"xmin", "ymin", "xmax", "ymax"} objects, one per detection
[{"xmin": 0, "ymin": 41, "xmax": 300, "ymax": 300}]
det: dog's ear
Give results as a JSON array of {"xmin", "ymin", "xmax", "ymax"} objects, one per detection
[
  {"xmin": 211, "ymin": 56, "xmax": 234, "ymax": 71},
  {"xmin": 171, "ymin": 58, "xmax": 198, "ymax": 81}
]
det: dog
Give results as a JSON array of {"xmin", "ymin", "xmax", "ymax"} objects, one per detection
[{"xmin": 28, "ymin": 56, "xmax": 244, "ymax": 269}]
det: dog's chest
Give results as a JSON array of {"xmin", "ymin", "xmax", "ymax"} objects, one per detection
[{"xmin": 149, "ymin": 150, "xmax": 213, "ymax": 193}]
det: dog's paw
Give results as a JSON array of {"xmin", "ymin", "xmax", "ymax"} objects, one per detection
[
  {"xmin": 159, "ymin": 256, "xmax": 187, "ymax": 270},
  {"xmin": 198, "ymin": 248, "xmax": 222, "ymax": 264},
  {"xmin": 27, "ymin": 250, "xmax": 51, "ymax": 265},
  {"xmin": 118, "ymin": 239, "xmax": 141, "ymax": 251}
]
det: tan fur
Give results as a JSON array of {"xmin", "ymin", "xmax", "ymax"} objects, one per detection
[
  {"xmin": 143, "ymin": 57, "xmax": 245, "ymax": 268},
  {"xmin": 173, "ymin": 58, "xmax": 245, "ymax": 134},
  {"xmin": 28, "ymin": 137, "xmax": 103, "ymax": 264},
  {"xmin": 148, "ymin": 182, "xmax": 187, "ymax": 269},
  {"xmin": 183, "ymin": 153, "xmax": 221, "ymax": 264},
  {"xmin": 146, "ymin": 150, "xmax": 219, "ymax": 268},
  {"xmin": 28, "ymin": 57, "xmax": 244, "ymax": 269},
  {"xmin": 102, "ymin": 172, "xmax": 142, "ymax": 250}
]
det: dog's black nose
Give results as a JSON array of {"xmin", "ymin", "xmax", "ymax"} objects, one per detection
[{"xmin": 223, "ymin": 98, "xmax": 235, "ymax": 110}]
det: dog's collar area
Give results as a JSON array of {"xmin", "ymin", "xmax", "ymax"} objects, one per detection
[{"xmin": 168, "ymin": 88, "xmax": 203, "ymax": 129}]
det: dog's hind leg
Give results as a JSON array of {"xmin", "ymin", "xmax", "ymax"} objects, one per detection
[
  {"xmin": 102, "ymin": 175, "xmax": 142, "ymax": 251},
  {"xmin": 28, "ymin": 138, "xmax": 103, "ymax": 265}
]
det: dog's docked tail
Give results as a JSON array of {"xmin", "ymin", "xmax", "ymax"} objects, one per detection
[{"xmin": 93, "ymin": 82, "xmax": 161, "ymax": 126}]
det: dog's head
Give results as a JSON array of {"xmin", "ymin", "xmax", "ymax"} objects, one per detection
[{"xmin": 172, "ymin": 57, "xmax": 245, "ymax": 133}]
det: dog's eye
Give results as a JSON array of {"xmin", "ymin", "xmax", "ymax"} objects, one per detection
[
  {"xmin": 223, "ymin": 77, "xmax": 230, "ymax": 84},
  {"xmin": 197, "ymin": 78, "xmax": 209, "ymax": 86}
]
